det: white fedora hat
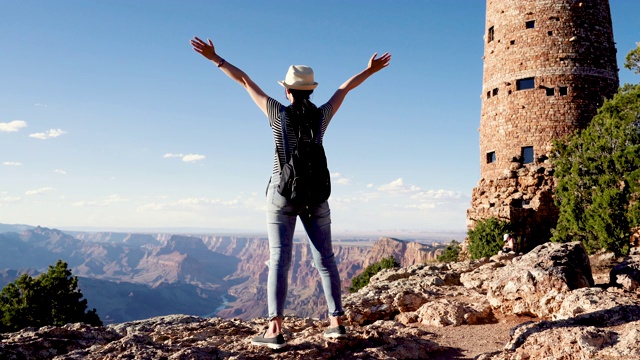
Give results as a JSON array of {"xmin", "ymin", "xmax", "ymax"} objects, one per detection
[{"xmin": 278, "ymin": 65, "xmax": 318, "ymax": 90}]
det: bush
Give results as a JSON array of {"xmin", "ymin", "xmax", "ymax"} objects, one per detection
[
  {"xmin": 0, "ymin": 260, "xmax": 102, "ymax": 332},
  {"xmin": 437, "ymin": 240, "xmax": 461, "ymax": 263},
  {"xmin": 467, "ymin": 217, "xmax": 511, "ymax": 259},
  {"xmin": 348, "ymin": 256, "xmax": 400, "ymax": 293},
  {"xmin": 551, "ymin": 82, "xmax": 640, "ymax": 256}
]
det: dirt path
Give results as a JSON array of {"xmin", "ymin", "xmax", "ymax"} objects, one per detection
[{"xmin": 419, "ymin": 315, "xmax": 531, "ymax": 359}]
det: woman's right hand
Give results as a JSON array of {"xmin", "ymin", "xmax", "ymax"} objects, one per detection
[
  {"xmin": 367, "ymin": 52, "xmax": 392, "ymax": 74},
  {"xmin": 190, "ymin": 36, "xmax": 221, "ymax": 63}
]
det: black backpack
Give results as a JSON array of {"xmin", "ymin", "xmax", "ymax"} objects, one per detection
[{"xmin": 276, "ymin": 105, "xmax": 331, "ymax": 205}]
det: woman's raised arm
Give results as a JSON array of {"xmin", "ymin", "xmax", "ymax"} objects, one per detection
[
  {"xmin": 327, "ymin": 52, "xmax": 391, "ymax": 115},
  {"xmin": 190, "ymin": 36, "xmax": 269, "ymax": 116}
]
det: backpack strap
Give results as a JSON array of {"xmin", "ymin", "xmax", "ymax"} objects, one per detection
[
  {"xmin": 278, "ymin": 105, "xmax": 290, "ymax": 169},
  {"xmin": 315, "ymin": 112, "xmax": 323, "ymax": 145}
]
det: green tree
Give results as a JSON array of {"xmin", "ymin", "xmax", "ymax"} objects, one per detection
[
  {"xmin": 348, "ymin": 256, "xmax": 400, "ymax": 293},
  {"xmin": 467, "ymin": 217, "xmax": 511, "ymax": 259},
  {"xmin": 0, "ymin": 260, "xmax": 102, "ymax": 332},
  {"xmin": 437, "ymin": 240, "xmax": 461, "ymax": 263},
  {"xmin": 551, "ymin": 50, "xmax": 640, "ymax": 255},
  {"xmin": 624, "ymin": 42, "xmax": 640, "ymax": 74}
]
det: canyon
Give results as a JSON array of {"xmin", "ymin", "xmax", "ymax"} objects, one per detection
[{"xmin": 0, "ymin": 225, "xmax": 449, "ymax": 324}]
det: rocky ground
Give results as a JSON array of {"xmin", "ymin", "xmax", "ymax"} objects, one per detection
[{"xmin": 1, "ymin": 241, "xmax": 640, "ymax": 359}]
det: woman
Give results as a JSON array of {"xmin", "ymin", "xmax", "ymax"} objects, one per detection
[{"xmin": 190, "ymin": 36, "xmax": 391, "ymax": 349}]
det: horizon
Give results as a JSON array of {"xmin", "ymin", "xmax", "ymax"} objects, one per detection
[
  {"xmin": 2, "ymin": 1, "xmax": 639, "ymax": 234},
  {"xmin": 1, "ymin": 222, "xmax": 467, "ymax": 243}
]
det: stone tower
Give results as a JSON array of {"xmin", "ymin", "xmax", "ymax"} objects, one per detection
[{"xmin": 467, "ymin": 0, "xmax": 619, "ymax": 248}]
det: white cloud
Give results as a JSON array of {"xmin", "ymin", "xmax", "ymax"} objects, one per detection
[
  {"xmin": 0, "ymin": 120, "xmax": 27, "ymax": 132},
  {"xmin": 164, "ymin": 153, "xmax": 206, "ymax": 163},
  {"xmin": 104, "ymin": 195, "xmax": 128, "ymax": 204},
  {"xmin": 412, "ymin": 189, "xmax": 463, "ymax": 200},
  {"xmin": 182, "ymin": 154, "xmax": 205, "ymax": 162},
  {"xmin": 331, "ymin": 173, "xmax": 351, "ymax": 185},
  {"xmin": 71, "ymin": 195, "xmax": 129, "ymax": 207},
  {"xmin": 163, "ymin": 153, "xmax": 183, "ymax": 158},
  {"xmin": 377, "ymin": 178, "xmax": 420, "ymax": 193},
  {"xmin": 2, "ymin": 162, "xmax": 22, "ymax": 166},
  {"xmin": 138, "ymin": 197, "xmax": 240, "ymax": 212},
  {"xmin": 54, "ymin": 169, "xmax": 67, "ymax": 174},
  {"xmin": 0, "ymin": 196, "xmax": 21, "ymax": 205},
  {"xmin": 406, "ymin": 203, "xmax": 438, "ymax": 210},
  {"xmin": 71, "ymin": 200, "xmax": 103, "ymax": 207},
  {"xmin": 25, "ymin": 187, "xmax": 54, "ymax": 195},
  {"xmin": 29, "ymin": 129, "xmax": 66, "ymax": 140}
]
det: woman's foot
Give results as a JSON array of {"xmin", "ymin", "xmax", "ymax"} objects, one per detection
[
  {"xmin": 251, "ymin": 332, "xmax": 286, "ymax": 349},
  {"xmin": 324, "ymin": 316, "xmax": 347, "ymax": 338},
  {"xmin": 324, "ymin": 325, "xmax": 347, "ymax": 338},
  {"xmin": 251, "ymin": 317, "xmax": 286, "ymax": 348}
]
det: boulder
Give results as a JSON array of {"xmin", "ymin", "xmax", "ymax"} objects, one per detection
[
  {"xmin": 462, "ymin": 241, "xmax": 593, "ymax": 318},
  {"xmin": 610, "ymin": 255, "xmax": 640, "ymax": 291},
  {"xmin": 416, "ymin": 299, "xmax": 494, "ymax": 327},
  {"xmin": 478, "ymin": 305, "xmax": 640, "ymax": 359}
]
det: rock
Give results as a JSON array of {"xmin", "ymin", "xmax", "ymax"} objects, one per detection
[
  {"xmin": 480, "ymin": 305, "xmax": 640, "ymax": 359},
  {"xmin": 0, "ymin": 316, "xmax": 441, "ymax": 360},
  {"xmin": 416, "ymin": 299, "xmax": 494, "ymax": 327},
  {"xmin": 463, "ymin": 241, "xmax": 594, "ymax": 318},
  {"xmin": 3, "ymin": 238, "xmax": 640, "ymax": 360},
  {"xmin": 553, "ymin": 287, "xmax": 640, "ymax": 320},
  {"xmin": 616, "ymin": 274, "xmax": 639, "ymax": 291},
  {"xmin": 610, "ymin": 255, "xmax": 640, "ymax": 290}
]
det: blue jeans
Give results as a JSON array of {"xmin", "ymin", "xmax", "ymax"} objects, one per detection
[{"xmin": 265, "ymin": 174, "xmax": 344, "ymax": 319}]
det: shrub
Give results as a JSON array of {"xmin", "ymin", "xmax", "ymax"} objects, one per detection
[
  {"xmin": 0, "ymin": 260, "xmax": 102, "ymax": 332},
  {"xmin": 348, "ymin": 255, "xmax": 400, "ymax": 293},
  {"xmin": 467, "ymin": 217, "xmax": 511, "ymax": 259},
  {"xmin": 437, "ymin": 240, "xmax": 461, "ymax": 263},
  {"xmin": 551, "ymin": 82, "xmax": 640, "ymax": 256}
]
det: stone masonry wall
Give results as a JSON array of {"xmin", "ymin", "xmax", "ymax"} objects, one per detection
[
  {"xmin": 467, "ymin": 156, "xmax": 558, "ymax": 251},
  {"xmin": 468, "ymin": 0, "xmax": 619, "ymax": 245}
]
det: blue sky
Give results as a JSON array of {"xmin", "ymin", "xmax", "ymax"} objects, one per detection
[{"xmin": 1, "ymin": 1, "xmax": 639, "ymax": 236}]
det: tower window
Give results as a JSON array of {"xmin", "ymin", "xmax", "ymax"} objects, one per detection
[
  {"xmin": 487, "ymin": 151, "xmax": 496, "ymax": 164},
  {"xmin": 546, "ymin": 87, "xmax": 555, "ymax": 96},
  {"xmin": 487, "ymin": 91, "xmax": 491, "ymax": 99},
  {"xmin": 488, "ymin": 26, "xmax": 495, "ymax": 43},
  {"xmin": 525, "ymin": 20, "xmax": 535, "ymax": 29},
  {"xmin": 516, "ymin": 77, "xmax": 535, "ymax": 90},
  {"xmin": 510, "ymin": 39, "xmax": 515, "ymax": 45},
  {"xmin": 559, "ymin": 86, "xmax": 568, "ymax": 96},
  {"xmin": 492, "ymin": 88, "xmax": 499, "ymax": 96},
  {"xmin": 522, "ymin": 146, "xmax": 534, "ymax": 164}
]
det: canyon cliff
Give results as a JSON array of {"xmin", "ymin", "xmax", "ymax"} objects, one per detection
[{"xmin": 0, "ymin": 226, "xmax": 446, "ymax": 323}]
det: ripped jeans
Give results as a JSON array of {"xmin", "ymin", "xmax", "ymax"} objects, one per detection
[{"xmin": 265, "ymin": 173, "xmax": 344, "ymax": 319}]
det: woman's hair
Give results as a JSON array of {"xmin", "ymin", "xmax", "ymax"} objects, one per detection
[{"xmin": 287, "ymin": 89, "xmax": 319, "ymax": 128}]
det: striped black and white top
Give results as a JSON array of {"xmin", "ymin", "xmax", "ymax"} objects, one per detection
[{"xmin": 267, "ymin": 97, "xmax": 334, "ymax": 175}]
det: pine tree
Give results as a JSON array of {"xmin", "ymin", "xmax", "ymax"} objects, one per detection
[
  {"xmin": 551, "ymin": 44, "xmax": 640, "ymax": 255},
  {"xmin": 0, "ymin": 260, "xmax": 102, "ymax": 332}
]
